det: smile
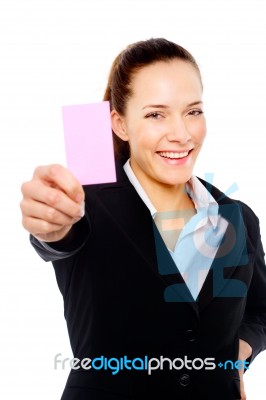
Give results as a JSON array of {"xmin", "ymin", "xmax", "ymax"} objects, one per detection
[{"xmin": 157, "ymin": 150, "xmax": 192, "ymax": 159}]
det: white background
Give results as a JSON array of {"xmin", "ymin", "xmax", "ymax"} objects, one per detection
[{"xmin": 0, "ymin": 0, "xmax": 265, "ymax": 398}]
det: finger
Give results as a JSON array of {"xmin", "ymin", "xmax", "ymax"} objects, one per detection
[
  {"xmin": 23, "ymin": 217, "xmax": 74, "ymax": 242},
  {"xmin": 239, "ymin": 375, "xmax": 246, "ymax": 400},
  {"xmin": 33, "ymin": 164, "xmax": 84, "ymax": 203},
  {"xmin": 22, "ymin": 215, "xmax": 64, "ymax": 236},
  {"xmin": 22, "ymin": 183, "xmax": 85, "ymax": 219},
  {"xmin": 20, "ymin": 198, "xmax": 82, "ymax": 226}
]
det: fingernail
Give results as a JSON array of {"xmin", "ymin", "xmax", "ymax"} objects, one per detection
[{"xmin": 79, "ymin": 201, "xmax": 85, "ymax": 217}]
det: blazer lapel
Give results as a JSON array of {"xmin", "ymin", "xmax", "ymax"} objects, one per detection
[{"xmin": 197, "ymin": 183, "xmax": 250, "ymax": 310}]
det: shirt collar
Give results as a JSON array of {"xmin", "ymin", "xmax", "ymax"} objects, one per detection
[
  {"xmin": 123, "ymin": 159, "xmax": 157, "ymax": 217},
  {"xmin": 123, "ymin": 159, "xmax": 219, "ymax": 227}
]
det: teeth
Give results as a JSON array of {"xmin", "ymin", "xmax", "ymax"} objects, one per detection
[{"xmin": 158, "ymin": 151, "xmax": 190, "ymax": 159}]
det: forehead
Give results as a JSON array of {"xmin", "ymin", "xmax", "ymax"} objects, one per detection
[{"xmin": 130, "ymin": 60, "xmax": 202, "ymax": 102}]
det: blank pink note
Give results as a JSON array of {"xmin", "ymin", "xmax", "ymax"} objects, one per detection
[{"xmin": 62, "ymin": 101, "xmax": 116, "ymax": 185}]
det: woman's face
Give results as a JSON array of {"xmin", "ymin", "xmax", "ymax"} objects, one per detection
[{"xmin": 112, "ymin": 60, "xmax": 206, "ymax": 188}]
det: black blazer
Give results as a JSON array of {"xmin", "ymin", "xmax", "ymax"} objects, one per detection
[{"xmin": 31, "ymin": 161, "xmax": 266, "ymax": 400}]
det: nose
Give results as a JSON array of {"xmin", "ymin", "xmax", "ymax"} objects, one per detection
[{"xmin": 166, "ymin": 116, "xmax": 191, "ymax": 143}]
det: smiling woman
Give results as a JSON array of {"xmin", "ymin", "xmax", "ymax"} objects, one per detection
[{"xmin": 20, "ymin": 38, "xmax": 266, "ymax": 400}]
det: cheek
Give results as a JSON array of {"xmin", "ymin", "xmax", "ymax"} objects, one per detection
[
  {"xmin": 191, "ymin": 119, "xmax": 207, "ymax": 143},
  {"xmin": 128, "ymin": 122, "xmax": 157, "ymax": 151}
]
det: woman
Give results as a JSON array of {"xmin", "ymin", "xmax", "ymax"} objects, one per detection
[{"xmin": 20, "ymin": 38, "xmax": 266, "ymax": 400}]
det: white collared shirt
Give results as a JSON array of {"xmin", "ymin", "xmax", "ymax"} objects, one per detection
[{"xmin": 123, "ymin": 159, "xmax": 228, "ymax": 300}]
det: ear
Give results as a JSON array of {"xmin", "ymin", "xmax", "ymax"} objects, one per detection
[{"xmin": 110, "ymin": 109, "xmax": 129, "ymax": 142}]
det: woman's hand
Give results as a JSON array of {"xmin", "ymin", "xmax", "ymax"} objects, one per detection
[
  {"xmin": 238, "ymin": 339, "xmax": 252, "ymax": 400},
  {"xmin": 20, "ymin": 164, "xmax": 85, "ymax": 243}
]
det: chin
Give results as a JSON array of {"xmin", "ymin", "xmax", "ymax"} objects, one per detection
[
  {"xmin": 156, "ymin": 169, "xmax": 193, "ymax": 186},
  {"xmin": 157, "ymin": 175, "xmax": 192, "ymax": 187}
]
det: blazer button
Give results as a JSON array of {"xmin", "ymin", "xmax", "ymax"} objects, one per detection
[
  {"xmin": 179, "ymin": 374, "xmax": 190, "ymax": 386},
  {"xmin": 186, "ymin": 329, "xmax": 196, "ymax": 341}
]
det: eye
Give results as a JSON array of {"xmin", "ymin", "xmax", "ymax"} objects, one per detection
[
  {"xmin": 187, "ymin": 109, "xmax": 204, "ymax": 117},
  {"xmin": 145, "ymin": 112, "xmax": 163, "ymax": 119}
]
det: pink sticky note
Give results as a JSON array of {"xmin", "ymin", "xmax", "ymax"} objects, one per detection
[{"xmin": 62, "ymin": 101, "xmax": 116, "ymax": 185}]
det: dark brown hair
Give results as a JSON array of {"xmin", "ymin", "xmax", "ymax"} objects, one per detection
[{"xmin": 103, "ymin": 38, "xmax": 202, "ymax": 161}]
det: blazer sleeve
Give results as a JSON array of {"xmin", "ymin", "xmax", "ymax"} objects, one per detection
[
  {"xmin": 30, "ymin": 212, "xmax": 91, "ymax": 262},
  {"xmin": 238, "ymin": 204, "xmax": 266, "ymax": 366}
]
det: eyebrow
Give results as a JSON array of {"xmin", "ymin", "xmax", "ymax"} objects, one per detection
[{"xmin": 142, "ymin": 101, "xmax": 203, "ymax": 110}]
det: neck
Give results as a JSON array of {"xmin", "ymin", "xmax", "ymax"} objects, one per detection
[{"xmin": 130, "ymin": 160, "xmax": 195, "ymax": 213}]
